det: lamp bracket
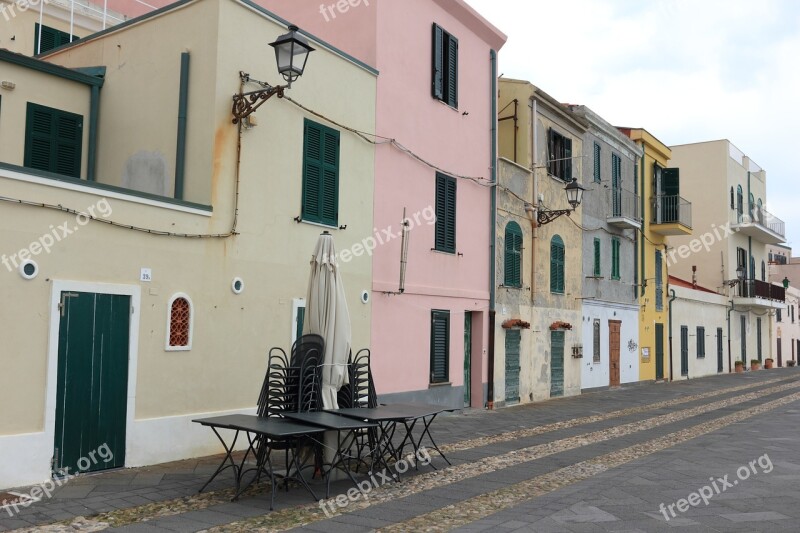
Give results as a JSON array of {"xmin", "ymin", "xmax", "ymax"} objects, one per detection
[
  {"xmin": 537, "ymin": 208, "xmax": 573, "ymax": 226},
  {"xmin": 231, "ymin": 71, "xmax": 286, "ymax": 124}
]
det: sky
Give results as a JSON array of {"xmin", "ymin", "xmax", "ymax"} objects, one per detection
[{"xmin": 469, "ymin": 0, "xmax": 800, "ymax": 250}]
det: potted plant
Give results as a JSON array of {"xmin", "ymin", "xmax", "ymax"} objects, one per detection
[
  {"xmin": 734, "ymin": 360, "xmax": 744, "ymax": 373},
  {"xmin": 750, "ymin": 359, "xmax": 761, "ymax": 371},
  {"xmin": 764, "ymin": 358, "xmax": 774, "ymax": 369}
]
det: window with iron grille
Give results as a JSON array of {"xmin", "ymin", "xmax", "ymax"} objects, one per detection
[
  {"xmin": 432, "ymin": 24, "xmax": 458, "ymax": 108},
  {"xmin": 167, "ymin": 294, "xmax": 193, "ymax": 351},
  {"xmin": 593, "ymin": 319, "xmax": 601, "ymax": 363}
]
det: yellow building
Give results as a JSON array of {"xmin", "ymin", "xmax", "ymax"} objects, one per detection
[{"xmin": 619, "ymin": 128, "xmax": 691, "ymax": 381}]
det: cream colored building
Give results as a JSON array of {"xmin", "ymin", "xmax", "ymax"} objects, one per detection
[
  {"xmin": 0, "ymin": 0, "xmax": 376, "ymax": 489},
  {"xmin": 494, "ymin": 80, "xmax": 583, "ymax": 406},
  {"xmin": 668, "ymin": 140, "xmax": 785, "ymax": 368}
]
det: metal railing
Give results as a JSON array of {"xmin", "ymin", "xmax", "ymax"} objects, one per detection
[
  {"xmin": 652, "ymin": 195, "xmax": 692, "ymax": 228},
  {"xmin": 730, "ymin": 205, "xmax": 786, "ymax": 239},
  {"xmin": 738, "ymin": 279, "xmax": 785, "ymax": 302},
  {"xmin": 607, "ymin": 188, "xmax": 640, "ymax": 221}
]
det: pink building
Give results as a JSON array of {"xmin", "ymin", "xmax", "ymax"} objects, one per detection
[
  {"xmin": 259, "ymin": 0, "xmax": 506, "ymax": 408},
  {"xmin": 107, "ymin": 0, "xmax": 505, "ymax": 407}
]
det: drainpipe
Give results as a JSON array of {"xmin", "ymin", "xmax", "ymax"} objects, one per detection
[
  {"xmin": 530, "ymin": 97, "xmax": 538, "ymax": 297},
  {"xmin": 487, "ymin": 49, "xmax": 497, "ymax": 410},
  {"xmin": 87, "ymin": 85, "xmax": 100, "ymax": 182},
  {"xmin": 640, "ymin": 145, "xmax": 646, "ymax": 299},
  {"xmin": 668, "ymin": 288, "xmax": 676, "ymax": 381},
  {"xmin": 726, "ymin": 300, "xmax": 735, "ymax": 372},
  {"xmin": 174, "ymin": 52, "xmax": 190, "ymax": 200}
]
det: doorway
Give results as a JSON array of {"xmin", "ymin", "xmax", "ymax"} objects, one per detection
[
  {"xmin": 550, "ymin": 330, "xmax": 565, "ymax": 397},
  {"xmin": 464, "ymin": 311, "xmax": 471, "ymax": 407},
  {"xmin": 608, "ymin": 320, "xmax": 621, "ymax": 387},
  {"xmin": 655, "ymin": 323, "xmax": 664, "ymax": 380}
]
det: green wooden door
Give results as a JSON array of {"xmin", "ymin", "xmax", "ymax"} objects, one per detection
[
  {"xmin": 463, "ymin": 312, "xmax": 471, "ymax": 407},
  {"xmin": 54, "ymin": 292, "xmax": 130, "ymax": 475},
  {"xmin": 655, "ymin": 323, "xmax": 664, "ymax": 380},
  {"xmin": 680, "ymin": 326, "xmax": 689, "ymax": 376},
  {"xmin": 550, "ymin": 330, "xmax": 564, "ymax": 397},
  {"xmin": 717, "ymin": 328, "xmax": 724, "ymax": 372},
  {"xmin": 504, "ymin": 329, "xmax": 520, "ymax": 404}
]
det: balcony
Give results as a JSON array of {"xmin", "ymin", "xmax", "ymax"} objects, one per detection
[
  {"xmin": 651, "ymin": 195, "xmax": 692, "ymax": 235},
  {"xmin": 733, "ymin": 279, "xmax": 786, "ymax": 310},
  {"xmin": 730, "ymin": 206, "xmax": 785, "ymax": 244},
  {"xmin": 606, "ymin": 188, "xmax": 641, "ymax": 230}
]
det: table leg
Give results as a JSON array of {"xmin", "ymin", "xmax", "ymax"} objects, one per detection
[
  {"xmin": 199, "ymin": 427, "xmax": 240, "ymax": 493},
  {"xmin": 417, "ymin": 414, "xmax": 451, "ymax": 466}
]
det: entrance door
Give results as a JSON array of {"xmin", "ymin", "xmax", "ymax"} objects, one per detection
[
  {"xmin": 505, "ymin": 329, "xmax": 521, "ymax": 404},
  {"xmin": 655, "ymin": 323, "xmax": 664, "ymax": 380},
  {"xmin": 608, "ymin": 320, "xmax": 621, "ymax": 387},
  {"xmin": 777, "ymin": 338, "xmax": 782, "ymax": 367},
  {"xmin": 550, "ymin": 330, "xmax": 565, "ymax": 397},
  {"xmin": 680, "ymin": 326, "xmax": 689, "ymax": 376},
  {"xmin": 463, "ymin": 311, "xmax": 471, "ymax": 407},
  {"xmin": 717, "ymin": 328, "xmax": 724, "ymax": 372},
  {"xmin": 54, "ymin": 292, "xmax": 130, "ymax": 475}
]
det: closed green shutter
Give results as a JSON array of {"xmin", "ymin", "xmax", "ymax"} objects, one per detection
[
  {"xmin": 550, "ymin": 330, "xmax": 565, "ymax": 397},
  {"xmin": 504, "ymin": 329, "xmax": 521, "ymax": 403},
  {"xmin": 611, "ymin": 237, "xmax": 620, "ymax": 280},
  {"xmin": 564, "ymin": 137, "xmax": 572, "ymax": 182},
  {"xmin": 550, "ymin": 235, "xmax": 565, "ymax": 293},
  {"xmin": 593, "ymin": 142, "xmax": 601, "ymax": 182},
  {"xmin": 655, "ymin": 250, "xmax": 663, "ymax": 310},
  {"xmin": 446, "ymin": 34, "xmax": 458, "ymax": 107},
  {"xmin": 593, "ymin": 238, "xmax": 601, "ymax": 276},
  {"xmin": 35, "ymin": 23, "xmax": 77, "ymax": 54},
  {"xmin": 697, "ymin": 326, "xmax": 705, "ymax": 357},
  {"xmin": 504, "ymin": 222, "xmax": 522, "ymax": 287},
  {"xmin": 756, "ymin": 318, "xmax": 762, "ymax": 361},
  {"xmin": 301, "ymin": 119, "xmax": 339, "ymax": 226},
  {"xmin": 435, "ymin": 173, "xmax": 456, "ymax": 253},
  {"xmin": 680, "ymin": 326, "xmax": 688, "ymax": 375},
  {"xmin": 432, "ymin": 24, "xmax": 444, "ymax": 100},
  {"xmin": 24, "ymin": 103, "xmax": 82, "ymax": 178},
  {"xmin": 430, "ymin": 310, "xmax": 450, "ymax": 383}
]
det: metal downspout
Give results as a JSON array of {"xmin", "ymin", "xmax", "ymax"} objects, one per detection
[
  {"xmin": 669, "ymin": 288, "xmax": 676, "ymax": 381},
  {"xmin": 487, "ymin": 49, "xmax": 497, "ymax": 410},
  {"xmin": 174, "ymin": 52, "xmax": 190, "ymax": 200}
]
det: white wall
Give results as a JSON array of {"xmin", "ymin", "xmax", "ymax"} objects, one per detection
[
  {"xmin": 670, "ymin": 286, "xmax": 728, "ymax": 379},
  {"xmin": 581, "ymin": 302, "xmax": 639, "ymax": 389}
]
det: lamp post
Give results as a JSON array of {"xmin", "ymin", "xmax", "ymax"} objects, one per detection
[
  {"xmin": 536, "ymin": 178, "xmax": 586, "ymax": 226},
  {"xmin": 231, "ymin": 25, "xmax": 314, "ymax": 124},
  {"xmin": 736, "ymin": 264, "xmax": 746, "ymax": 297}
]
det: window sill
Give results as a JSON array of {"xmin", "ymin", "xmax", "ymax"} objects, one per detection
[
  {"xmin": 297, "ymin": 218, "xmax": 341, "ymax": 231},
  {"xmin": 428, "ymin": 381, "xmax": 452, "ymax": 388},
  {"xmin": 431, "ymin": 248, "xmax": 457, "ymax": 255},
  {"xmin": 592, "ymin": 360, "xmax": 601, "ymax": 364},
  {"xmin": 500, "ymin": 284, "xmax": 523, "ymax": 289},
  {"xmin": 433, "ymin": 97, "xmax": 459, "ymax": 112}
]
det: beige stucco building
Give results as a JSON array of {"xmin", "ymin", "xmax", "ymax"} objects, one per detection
[
  {"xmin": 494, "ymin": 79, "xmax": 583, "ymax": 406},
  {"xmin": 0, "ymin": 0, "xmax": 376, "ymax": 489}
]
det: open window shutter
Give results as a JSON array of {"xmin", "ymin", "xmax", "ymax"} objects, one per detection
[
  {"xmin": 54, "ymin": 111, "xmax": 82, "ymax": 178},
  {"xmin": 445, "ymin": 177, "xmax": 456, "ymax": 252},
  {"xmin": 302, "ymin": 122, "xmax": 323, "ymax": 222},
  {"xmin": 547, "ymin": 129, "xmax": 556, "ymax": 175},
  {"xmin": 435, "ymin": 174, "xmax": 447, "ymax": 250},
  {"xmin": 662, "ymin": 168, "xmax": 679, "ymax": 197},
  {"xmin": 447, "ymin": 34, "xmax": 458, "ymax": 107},
  {"xmin": 432, "ymin": 24, "xmax": 444, "ymax": 100},
  {"xmin": 564, "ymin": 137, "xmax": 572, "ymax": 181},
  {"xmin": 430, "ymin": 311, "xmax": 449, "ymax": 383},
  {"xmin": 321, "ymin": 128, "xmax": 339, "ymax": 226}
]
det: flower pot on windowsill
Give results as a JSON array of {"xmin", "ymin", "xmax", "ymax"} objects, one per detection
[
  {"xmin": 764, "ymin": 358, "xmax": 774, "ymax": 369},
  {"xmin": 502, "ymin": 318, "xmax": 530, "ymax": 329},
  {"xmin": 549, "ymin": 321, "xmax": 572, "ymax": 331},
  {"xmin": 750, "ymin": 359, "xmax": 761, "ymax": 371},
  {"xmin": 734, "ymin": 361, "xmax": 744, "ymax": 373}
]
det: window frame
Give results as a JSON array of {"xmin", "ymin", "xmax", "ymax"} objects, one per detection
[
  {"xmin": 431, "ymin": 23, "xmax": 458, "ymax": 108},
  {"xmin": 165, "ymin": 293, "xmax": 194, "ymax": 351},
  {"xmin": 547, "ymin": 128, "xmax": 572, "ymax": 182}
]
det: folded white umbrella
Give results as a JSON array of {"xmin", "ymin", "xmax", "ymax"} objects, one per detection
[{"xmin": 303, "ymin": 231, "xmax": 352, "ymax": 409}]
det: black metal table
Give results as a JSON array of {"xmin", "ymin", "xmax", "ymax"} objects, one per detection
[
  {"xmin": 193, "ymin": 414, "xmax": 325, "ymax": 509},
  {"xmin": 326, "ymin": 404, "xmax": 453, "ymax": 471},
  {"xmin": 282, "ymin": 411, "xmax": 380, "ymax": 497}
]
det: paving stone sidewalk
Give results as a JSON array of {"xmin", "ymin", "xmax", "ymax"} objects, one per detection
[{"xmin": 2, "ymin": 368, "xmax": 798, "ymax": 532}]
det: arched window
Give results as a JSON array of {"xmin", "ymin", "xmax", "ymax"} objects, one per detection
[
  {"xmin": 736, "ymin": 185, "xmax": 743, "ymax": 219},
  {"xmin": 761, "ymin": 260, "xmax": 766, "ymax": 282},
  {"xmin": 550, "ymin": 235, "xmax": 565, "ymax": 294},
  {"xmin": 166, "ymin": 293, "xmax": 193, "ymax": 351},
  {"xmin": 504, "ymin": 221, "xmax": 523, "ymax": 287},
  {"xmin": 730, "ymin": 187, "xmax": 734, "ymax": 209}
]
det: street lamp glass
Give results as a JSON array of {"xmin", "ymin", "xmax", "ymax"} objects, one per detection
[
  {"xmin": 270, "ymin": 25, "xmax": 314, "ymax": 85},
  {"xmin": 564, "ymin": 178, "xmax": 585, "ymax": 209},
  {"xmin": 736, "ymin": 265, "xmax": 745, "ymax": 280}
]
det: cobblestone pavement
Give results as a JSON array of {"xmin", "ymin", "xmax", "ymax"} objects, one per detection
[{"xmin": 2, "ymin": 369, "xmax": 799, "ymax": 532}]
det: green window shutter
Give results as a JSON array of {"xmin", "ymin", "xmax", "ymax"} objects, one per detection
[
  {"xmin": 564, "ymin": 137, "xmax": 572, "ymax": 181},
  {"xmin": 655, "ymin": 250, "xmax": 663, "ymax": 310},
  {"xmin": 446, "ymin": 33, "xmax": 458, "ymax": 107},
  {"xmin": 611, "ymin": 237, "xmax": 620, "ymax": 280},
  {"xmin": 550, "ymin": 235, "xmax": 565, "ymax": 293},
  {"xmin": 593, "ymin": 238, "xmax": 601, "ymax": 276},
  {"xmin": 432, "ymin": 24, "xmax": 444, "ymax": 100},
  {"xmin": 593, "ymin": 143, "xmax": 601, "ymax": 182},
  {"xmin": 301, "ymin": 119, "xmax": 339, "ymax": 226},
  {"xmin": 504, "ymin": 222, "xmax": 522, "ymax": 287},
  {"xmin": 611, "ymin": 153, "xmax": 621, "ymax": 188},
  {"xmin": 435, "ymin": 173, "xmax": 456, "ymax": 253},
  {"xmin": 697, "ymin": 326, "xmax": 705, "ymax": 357},
  {"xmin": 430, "ymin": 310, "xmax": 450, "ymax": 383},
  {"xmin": 35, "ymin": 23, "xmax": 76, "ymax": 54},
  {"xmin": 24, "ymin": 103, "xmax": 82, "ymax": 178}
]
